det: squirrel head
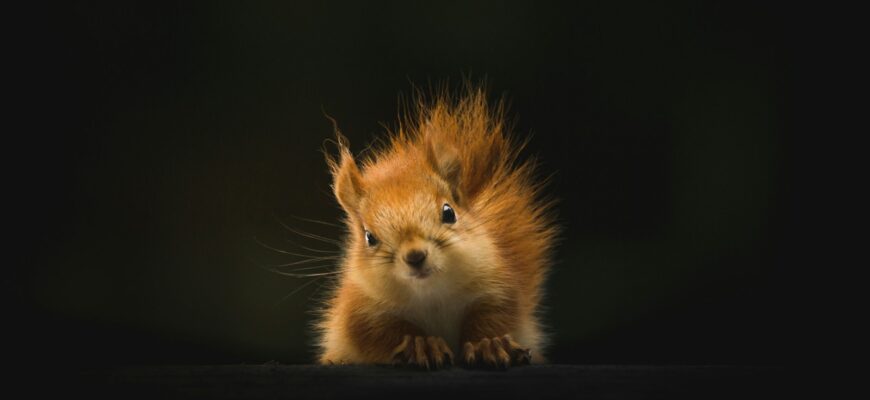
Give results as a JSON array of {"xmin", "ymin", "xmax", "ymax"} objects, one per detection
[{"xmin": 327, "ymin": 134, "xmax": 501, "ymax": 302}]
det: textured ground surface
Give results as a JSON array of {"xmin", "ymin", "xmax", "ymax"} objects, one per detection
[{"xmin": 46, "ymin": 364, "xmax": 796, "ymax": 399}]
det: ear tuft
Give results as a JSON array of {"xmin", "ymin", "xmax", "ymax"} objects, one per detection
[{"xmin": 327, "ymin": 135, "xmax": 364, "ymax": 213}]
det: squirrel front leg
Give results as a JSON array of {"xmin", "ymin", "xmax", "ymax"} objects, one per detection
[
  {"xmin": 345, "ymin": 310, "xmax": 454, "ymax": 369},
  {"xmin": 459, "ymin": 299, "xmax": 532, "ymax": 368}
]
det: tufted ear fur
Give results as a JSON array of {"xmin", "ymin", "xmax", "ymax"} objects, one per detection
[
  {"xmin": 328, "ymin": 137, "xmax": 364, "ymax": 214},
  {"xmin": 424, "ymin": 134, "xmax": 462, "ymax": 203}
]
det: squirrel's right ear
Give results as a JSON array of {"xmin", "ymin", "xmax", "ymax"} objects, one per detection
[
  {"xmin": 327, "ymin": 136, "xmax": 364, "ymax": 213},
  {"xmin": 424, "ymin": 134, "xmax": 462, "ymax": 203}
]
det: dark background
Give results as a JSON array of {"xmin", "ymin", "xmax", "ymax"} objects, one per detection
[{"xmin": 10, "ymin": 1, "xmax": 823, "ymax": 367}]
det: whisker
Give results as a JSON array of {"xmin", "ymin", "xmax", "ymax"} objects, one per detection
[
  {"xmin": 284, "ymin": 238, "xmax": 342, "ymax": 254},
  {"xmin": 289, "ymin": 214, "xmax": 343, "ymax": 228},
  {"xmin": 254, "ymin": 237, "xmax": 339, "ymax": 259},
  {"xmin": 274, "ymin": 277, "xmax": 323, "ymax": 308},
  {"xmin": 275, "ymin": 218, "xmax": 343, "ymax": 246},
  {"xmin": 266, "ymin": 269, "xmax": 343, "ymax": 278},
  {"xmin": 308, "ymin": 277, "xmax": 333, "ymax": 302},
  {"xmin": 266, "ymin": 257, "xmax": 340, "ymax": 267},
  {"xmin": 275, "ymin": 264, "xmax": 339, "ymax": 272},
  {"xmin": 439, "ymin": 239, "xmax": 457, "ymax": 249},
  {"xmin": 252, "ymin": 259, "xmax": 337, "ymax": 276}
]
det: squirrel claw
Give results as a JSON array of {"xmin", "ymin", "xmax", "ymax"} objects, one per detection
[
  {"xmin": 462, "ymin": 334, "xmax": 532, "ymax": 369},
  {"xmin": 391, "ymin": 335, "xmax": 454, "ymax": 370}
]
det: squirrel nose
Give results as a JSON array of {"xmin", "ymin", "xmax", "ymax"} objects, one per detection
[{"xmin": 403, "ymin": 249, "xmax": 428, "ymax": 268}]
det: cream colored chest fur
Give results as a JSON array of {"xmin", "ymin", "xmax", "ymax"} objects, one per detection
[{"xmin": 395, "ymin": 284, "xmax": 477, "ymax": 353}]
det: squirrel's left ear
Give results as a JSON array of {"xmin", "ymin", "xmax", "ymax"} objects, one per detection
[{"xmin": 424, "ymin": 135, "xmax": 462, "ymax": 202}]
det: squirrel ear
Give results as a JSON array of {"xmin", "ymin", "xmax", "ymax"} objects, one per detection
[
  {"xmin": 328, "ymin": 137, "xmax": 364, "ymax": 213},
  {"xmin": 424, "ymin": 135, "xmax": 462, "ymax": 201}
]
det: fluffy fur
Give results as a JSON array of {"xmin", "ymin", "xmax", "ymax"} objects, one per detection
[{"xmin": 315, "ymin": 86, "xmax": 557, "ymax": 369}]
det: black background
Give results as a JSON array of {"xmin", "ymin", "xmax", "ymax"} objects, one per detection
[{"xmin": 10, "ymin": 1, "xmax": 825, "ymax": 367}]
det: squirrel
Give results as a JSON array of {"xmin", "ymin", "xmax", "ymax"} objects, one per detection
[{"xmin": 315, "ymin": 87, "xmax": 557, "ymax": 369}]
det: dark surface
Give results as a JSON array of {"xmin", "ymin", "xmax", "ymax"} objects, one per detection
[{"xmin": 61, "ymin": 364, "xmax": 792, "ymax": 400}]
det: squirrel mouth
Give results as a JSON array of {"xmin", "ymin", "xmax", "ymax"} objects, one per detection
[{"xmin": 409, "ymin": 268, "xmax": 432, "ymax": 279}]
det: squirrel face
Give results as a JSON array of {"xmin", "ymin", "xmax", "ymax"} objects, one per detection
[{"xmin": 329, "ymin": 141, "xmax": 501, "ymax": 303}]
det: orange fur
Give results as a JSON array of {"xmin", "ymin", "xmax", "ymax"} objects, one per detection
[{"xmin": 315, "ymin": 86, "xmax": 557, "ymax": 368}]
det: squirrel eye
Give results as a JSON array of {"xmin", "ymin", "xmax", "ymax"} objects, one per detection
[
  {"xmin": 441, "ymin": 203, "xmax": 456, "ymax": 224},
  {"xmin": 364, "ymin": 230, "xmax": 379, "ymax": 247}
]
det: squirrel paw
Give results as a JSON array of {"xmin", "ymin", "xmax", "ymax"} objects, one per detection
[
  {"xmin": 391, "ymin": 335, "xmax": 455, "ymax": 370},
  {"xmin": 462, "ymin": 334, "xmax": 531, "ymax": 369}
]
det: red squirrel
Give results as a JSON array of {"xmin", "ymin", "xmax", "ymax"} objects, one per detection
[{"xmin": 315, "ymin": 87, "xmax": 557, "ymax": 369}]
